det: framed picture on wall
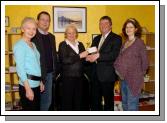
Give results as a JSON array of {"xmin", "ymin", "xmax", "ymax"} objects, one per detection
[
  {"xmin": 5, "ymin": 16, "xmax": 9, "ymax": 27},
  {"xmin": 83, "ymin": 34, "xmax": 99, "ymax": 48},
  {"xmin": 92, "ymin": 34, "xmax": 99, "ymax": 40},
  {"xmin": 53, "ymin": 6, "xmax": 87, "ymax": 33}
]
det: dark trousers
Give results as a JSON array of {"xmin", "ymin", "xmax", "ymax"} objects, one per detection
[
  {"xmin": 19, "ymin": 85, "xmax": 40, "ymax": 111},
  {"xmin": 91, "ymin": 78, "xmax": 115, "ymax": 111},
  {"xmin": 61, "ymin": 76, "xmax": 83, "ymax": 111}
]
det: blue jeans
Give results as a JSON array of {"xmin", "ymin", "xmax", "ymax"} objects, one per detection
[
  {"xmin": 121, "ymin": 80, "xmax": 139, "ymax": 111},
  {"xmin": 40, "ymin": 72, "xmax": 53, "ymax": 111}
]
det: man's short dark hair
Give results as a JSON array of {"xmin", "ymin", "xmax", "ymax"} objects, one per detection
[
  {"xmin": 37, "ymin": 11, "xmax": 51, "ymax": 21},
  {"xmin": 100, "ymin": 16, "xmax": 112, "ymax": 25}
]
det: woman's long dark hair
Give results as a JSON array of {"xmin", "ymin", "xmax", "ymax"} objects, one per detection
[{"xmin": 122, "ymin": 18, "xmax": 142, "ymax": 38}]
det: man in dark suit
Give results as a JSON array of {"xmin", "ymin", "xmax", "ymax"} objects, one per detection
[
  {"xmin": 86, "ymin": 16, "xmax": 122, "ymax": 111},
  {"xmin": 32, "ymin": 11, "xmax": 58, "ymax": 111}
]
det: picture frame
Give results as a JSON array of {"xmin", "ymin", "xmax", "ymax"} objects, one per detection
[
  {"xmin": 5, "ymin": 16, "xmax": 9, "ymax": 27},
  {"xmin": 53, "ymin": 6, "xmax": 87, "ymax": 33},
  {"xmin": 92, "ymin": 34, "xmax": 99, "ymax": 40},
  {"xmin": 84, "ymin": 34, "xmax": 99, "ymax": 48}
]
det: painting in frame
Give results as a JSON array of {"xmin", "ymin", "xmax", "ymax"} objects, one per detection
[
  {"xmin": 5, "ymin": 16, "xmax": 9, "ymax": 27},
  {"xmin": 53, "ymin": 6, "xmax": 87, "ymax": 33},
  {"xmin": 92, "ymin": 34, "xmax": 99, "ymax": 40}
]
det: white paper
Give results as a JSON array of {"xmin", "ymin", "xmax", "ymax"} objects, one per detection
[{"xmin": 87, "ymin": 46, "xmax": 97, "ymax": 54}]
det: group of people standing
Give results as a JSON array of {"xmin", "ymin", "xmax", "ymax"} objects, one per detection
[{"xmin": 13, "ymin": 11, "xmax": 149, "ymax": 111}]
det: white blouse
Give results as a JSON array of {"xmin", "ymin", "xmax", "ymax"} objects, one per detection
[{"xmin": 65, "ymin": 39, "xmax": 79, "ymax": 54}]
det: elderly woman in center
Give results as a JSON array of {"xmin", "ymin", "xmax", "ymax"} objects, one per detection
[{"xmin": 58, "ymin": 25, "xmax": 88, "ymax": 111}]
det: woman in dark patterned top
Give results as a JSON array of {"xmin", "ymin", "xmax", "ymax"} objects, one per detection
[
  {"xmin": 58, "ymin": 25, "xmax": 88, "ymax": 111},
  {"xmin": 114, "ymin": 18, "xmax": 149, "ymax": 111}
]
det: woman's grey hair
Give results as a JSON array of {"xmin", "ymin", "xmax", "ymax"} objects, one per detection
[
  {"xmin": 64, "ymin": 24, "xmax": 78, "ymax": 39},
  {"xmin": 21, "ymin": 17, "xmax": 37, "ymax": 29}
]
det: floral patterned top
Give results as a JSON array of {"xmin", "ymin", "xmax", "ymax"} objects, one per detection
[{"xmin": 114, "ymin": 38, "xmax": 149, "ymax": 96}]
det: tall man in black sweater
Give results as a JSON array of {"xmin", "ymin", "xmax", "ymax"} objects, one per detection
[{"xmin": 32, "ymin": 11, "xmax": 58, "ymax": 111}]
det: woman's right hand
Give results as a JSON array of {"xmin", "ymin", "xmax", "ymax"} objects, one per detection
[
  {"xmin": 79, "ymin": 51, "xmax": 88, "ymax": 58},
  {"xmin": 24, "ymin": 80, "xmax": 34, "ymax": 101},
  {"xmin": 25, "ymin": 87, "xmax": 34, "ymax": 101}
]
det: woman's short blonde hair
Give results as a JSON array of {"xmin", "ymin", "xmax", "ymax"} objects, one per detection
[
  {"xmin": 21, "ymin": 17, "xmax": 37, "ymax": 29},
  {"xmin": 64, "ymin": 24, "xmax": 78, "ymax": 39}
]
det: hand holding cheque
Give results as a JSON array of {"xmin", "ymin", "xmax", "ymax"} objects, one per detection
[{"xmin": 86, "ymin": 46, "xmax": 100, "ymax": 62}]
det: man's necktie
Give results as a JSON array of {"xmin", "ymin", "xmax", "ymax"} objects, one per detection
[{"xmin": 98, "ymin": 36, "xmax": 105, "ymax": 50}]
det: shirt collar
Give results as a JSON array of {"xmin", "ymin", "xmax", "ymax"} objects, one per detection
[
  {"xmin": 65, "ymin": 39, "xmax": 79, "ymax": 46},
  {"xmin": 38, "ymin": 28, "xmax": 49, "ymax": 35},
  {"xmin": 65, "ymin": 39, "xmax": 79, "ymax": 54},
  {"xmin": 102, "ymin": 31, "xmax": 111, "ymax": 39}
]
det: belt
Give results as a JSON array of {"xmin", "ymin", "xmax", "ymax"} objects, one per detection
[{"xmin": 27, "ymin": 74, "xmax": 41, "ymax": 81}]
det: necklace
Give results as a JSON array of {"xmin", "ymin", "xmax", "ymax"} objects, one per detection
[
  {"xmin": 124, "ymin": 37, "xmax": 136, "ymax": 49},
  {"xmin": 128, "ymin": 37, "xmax": 136, "ymax": 42},
  {"xmin": 25, "ymin": 40, "xmax": 34, "ymax": 49}
]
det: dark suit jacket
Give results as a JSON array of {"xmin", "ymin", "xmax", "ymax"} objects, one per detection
[
  {"xmin": 91, "ymin": 31, "xmax": 122, "ymax": 82},
  {"xmin": 32, "ymin": 30, "xmax": 58, "ymax": 82},
  {"xmin": 58, "ymin": 41, "xmax": 85, "ymax": 78}
]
